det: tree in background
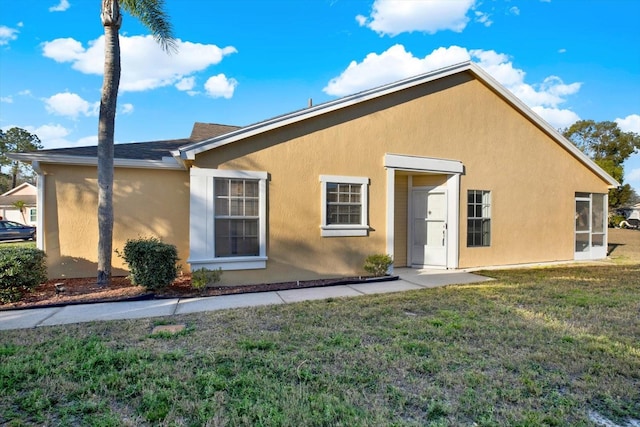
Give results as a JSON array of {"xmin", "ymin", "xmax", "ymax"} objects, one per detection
[
  {"xmin": 563, "ymin": 120, "xmax": 640, "ymax": 208},
  {"xmin": 0, "ymin": 127, "xmax": 43, "ymax": 193},
  {"xmin": 97, "ymin": 0, "xmax": 175, "ymax": 286}
]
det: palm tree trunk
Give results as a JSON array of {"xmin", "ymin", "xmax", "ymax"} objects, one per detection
[{"xmin": 97, "ymin": 0, "xmax": 122, "ymax": 286}]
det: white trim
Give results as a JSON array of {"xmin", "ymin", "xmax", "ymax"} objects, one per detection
[
  {"xmin": 190, "ymin": 256, "xmax": 269, "ymax": 271},
  {"xmin": 319, "ymin": 175, "xmax": 370, "ymax": 237},
  {"xmin": 32, "ymin": 161, "xmax": 45, "ymax": 250},
  {"xmin": 574, "ymin": 192, "xmax": 608, "ymax": 260},
  {"xmin": 384, "ymin": 154, "xmax": 464, "ymax": 174},
  {"xmin": 187, "ymin": 168, "xmax": 268, "ymax": 270},
  {"xmin": 385, "ymin": 168, "xmax": 395, "ymax": 273},
  {"xmin": 447, "ymin": 174, "xmax": 460, "ymax": 268},
  {"xmin": 8, "ymin": 153, "xmax": 186, "ymax": 170},
  {"xmin": 387, "ymin": 154, "xmax": 463, "ymax": 270}
]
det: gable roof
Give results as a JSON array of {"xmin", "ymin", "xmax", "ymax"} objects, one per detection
[
  {"xmin": 8, "ymin": 63, "xmax": 618, "ymax": 187},
  {"xmin": 1, "ymin": 182, "xmax": 36, "ymax": 197},
  {"xmin": 174, "ymin": 61, "xmax": 618, "ymax": 188}
]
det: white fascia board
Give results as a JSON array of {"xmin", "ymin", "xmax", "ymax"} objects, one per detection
[
  {"xmin": 8, "ymin": 153, "xmax": 186, "ymax": 170},
  {"xmin": 467, "ymin": 63, "xmax": 620, "ymax": 188},
  {"xmin": 384, "ymin": 154, "xmax": 464, "ymax": 174},
  {"xmin": 179, "ymin": 61, "xmax": 474, "ymax": 161}
]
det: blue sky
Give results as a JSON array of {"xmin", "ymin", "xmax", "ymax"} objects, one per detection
[{"xmin": 1, "ymin": 0, "xmax": 639, "ymax": 193}]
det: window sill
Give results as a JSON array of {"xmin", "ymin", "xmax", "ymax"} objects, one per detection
[
  {"xmin": 188, "ymin": 256, "xmax": 267, "ymax": 271},
  {"xmin": 321, "ymin": 225, "xmax": 369, "ymax": 237}
]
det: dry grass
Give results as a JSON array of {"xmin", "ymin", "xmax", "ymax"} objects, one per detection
[{"xmin": 1, "ymin": 229, "xmax": 638, "ymax": 426}]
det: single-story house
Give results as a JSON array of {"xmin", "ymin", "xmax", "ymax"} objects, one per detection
[
  {"xmin": 0, "ymin": 182, "xmax": 37, "ymax": 225},
  {"xmin": 10, "ymin": 62, "xmax": 618, "ymax": 282}
]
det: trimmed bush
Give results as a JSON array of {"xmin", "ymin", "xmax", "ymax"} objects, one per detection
[
  {"xmin": 191, "ymin": 268, "xmax": 223, "ymax": 290},
  {"xmin": 117, "ymin": 237, "xmax": 179, "ymax": 290},
  {"xmin": 363, "ymin": 254, "xmax": 393, "ymax": 277},
  {"xmin": 0, "ymin": 247, "xmax": 47, "ymax": 303}
]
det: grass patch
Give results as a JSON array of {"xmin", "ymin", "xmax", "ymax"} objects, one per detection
[{"xmin": 1, "ymin": 263, "xmax": 639, "ymax": 425}]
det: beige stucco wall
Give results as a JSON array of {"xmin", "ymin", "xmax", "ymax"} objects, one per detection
[
  {"xmin": 40, "ymin": 164, "xmax": 189, "ymax": 278},
  {"xmin": 39, "ymin": 71, "xmax": 611, "ymax": 282},
  {"xmin": 193, "ymin": 72, "xmax": 611, "ymax": 283}
]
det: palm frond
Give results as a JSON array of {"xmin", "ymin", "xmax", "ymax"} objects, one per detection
[{"xmin": 121, "ymin": 0, "xmax": 177, "ymax": 53}]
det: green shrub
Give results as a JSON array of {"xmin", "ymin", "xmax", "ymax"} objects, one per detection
[
  {"xmin": 191, "ymin": 268, "xmax": 223, "ymax": 290},
  {"xmin": 363, "ymin": 254, "xmax": 393, "ymax": 277},
  {"xmin": 609, "ymin": 214, "xmax": 627, "ymax": 228},
  {"xmin": 0, "ymin": 247, "xmax": 47, "ymax": 303},
  {"xmin": 117, "ymin": 237, "xmax": 179, "ymax": 290}
]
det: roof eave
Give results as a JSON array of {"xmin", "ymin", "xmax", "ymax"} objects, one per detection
[{"xmin": 8, "ymin": 152, "xmax": 187, "ymax": 170}]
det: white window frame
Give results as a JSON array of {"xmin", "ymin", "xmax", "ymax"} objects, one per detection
[
  {"xmin": 28, "ymin": 208, "xmax": 37, "ymax": 224},
  {"xmin": 467, "ymin": 190, "xmax": 491, "ymax": 247},
  {"xmin": 189, "ymin": 168, "xmax": 268, "ymax": 271},
  {"xmin": 319, "ymin": 175, "xmax": 369, "ymax": 237}
]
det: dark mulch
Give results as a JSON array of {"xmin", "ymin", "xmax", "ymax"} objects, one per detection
[{"xmin": 1, "ymin": 274, "xmax": 397, "ymax": 311}]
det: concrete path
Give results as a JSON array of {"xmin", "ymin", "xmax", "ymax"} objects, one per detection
[{"xmin": 0, "ymin": 269, "xmax": 492, "ymax": 330}]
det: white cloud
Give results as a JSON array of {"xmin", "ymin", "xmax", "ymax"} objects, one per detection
[
  {"xmin": 22, "ymin": 123, "xmax": 72, "ymax": 149},
  {"xmin": 204, "ymin": 74, "xmax": 238, "ymax": 99},
  {"xmin": 42, "ymin": 37, "xmax": 85, "ymax": 62},
  {"xmin": 1, "ymin": 96, "xmax": 12, "ymax": 103},
  {"xmin": 324, "ymin": 45, "xmax": 470, "ymax": 96},
  {"xmin": 44, "ymin": 92, "xmax": 98, "ymax": 119},
  {"xmin": 357, "ymin": 0, "xmax": 477, "ymax": 36},
  {"xmin": 323, "ymin": 45, "xmax": 583, "ymax": 130},
  {"xmin": 0, "ymin": 25, "xmax": 19, "ymax": 46},
  {"xmin": 474, "ymin": 11, "xmax": 493, "ymax": 27},
  {"xmin": 42, "ymin": 35, "xmax": 237, "ymax": 93},
  {"xmin": 509, "ymin": 6, "xmax": 520, "ymax": 15},
  {"xmin": 531, "ymin": 106, "xmax": 580, "ymax": 130},
  {"xmin": 558, "ymin": 48, "xmax": 567, "ymax": 53},
  {"xmin": 120, "ymin": 103, "xmax": 134, "ymax": 115},
  {"xmin": 615, "ymin": 114, "xmax": 640, "ymax": 133},
  {"xmin": 49, "ymin": 0, "xmax": 70, "ymax": 12},
  {"xmin": 1, "ymin": 123, "xmax": 96, "ymax": 150},
  {"xmin": 176, "ymin": 76, "xmax": 196, "ymax": 91}
]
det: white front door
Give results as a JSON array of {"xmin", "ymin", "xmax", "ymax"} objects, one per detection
[{"xmin": 411, "ymin": 188, "xmax": 447, "ymax": 267}]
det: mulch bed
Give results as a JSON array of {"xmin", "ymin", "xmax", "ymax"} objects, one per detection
[{"xmin": 1, "ymin": 274, "xmax": 398, "ymax": 311}]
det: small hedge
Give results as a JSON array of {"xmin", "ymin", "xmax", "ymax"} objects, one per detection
[
  {"xmin": 364, "ymin": 254, "xmax": 393, "ymax": 277},
  {"xmin": 0, "ymin": 247, "xmax": 47, "ymax": 303},
  {"xmin": 117, "ymin": 237, "xmax": 179, "ymax": 290},
  {"xmin": 191, "ymin": 267, "xmax": 223, "ymax": 290}
]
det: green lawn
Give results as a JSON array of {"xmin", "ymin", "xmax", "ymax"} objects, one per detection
[{"xmin": 1, "ymin": 230, "xmax": 639, "ymax": 426}]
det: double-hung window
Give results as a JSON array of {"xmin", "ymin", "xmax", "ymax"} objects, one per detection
[
  {"xmin": 467, "ymin": 190, "xmax": 491, "ymax": 247},
  {"xmin": 189, "ymin": 169, "xmax": 267, "ymax": 271},
  {"xmin": 214, "ymin": 178, "xmax": 259, "ymax": 257},
  {"xmin": 320, "ymin": 175, "xmax": 369, "ymax": 237}
]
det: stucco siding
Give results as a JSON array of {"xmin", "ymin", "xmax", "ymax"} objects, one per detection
[
  {"xmin": 194, "ymin": 72, "xmax": 611, "ymax": 281},
  {"xmin": 41, "ymin": 164, "xmax": 189, "ymax": 278}
]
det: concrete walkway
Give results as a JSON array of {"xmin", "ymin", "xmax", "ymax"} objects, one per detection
[{"xmin": 0, "ymin": 269, "xmax": 492, "ymax": 330}]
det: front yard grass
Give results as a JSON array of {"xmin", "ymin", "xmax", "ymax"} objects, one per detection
[{"xmin": 2, "ymin": 257, "xmax": 639, "ymax": 426}]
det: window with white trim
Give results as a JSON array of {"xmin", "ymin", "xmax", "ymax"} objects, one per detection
[
  {"xmin": 188, "ymin": 169, "xmax": 267, "ymax": 271},
  {"xmin": 320, "ymin": 175, "xmax": 369, "ymax": 237},
  {"xmin": 467, "ymin": 190, "xmax": 491, "ymax": 247},
  {"xmin": 29, "ymin": 208, "xmax": 37, "ymax": 223},
  {"xmin": 214, "ymin": 178, "xmax": 259, "ymax": 257}
]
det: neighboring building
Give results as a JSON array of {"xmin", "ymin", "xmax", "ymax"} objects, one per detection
[
  {"xmin": 0, "ymin": 182, "xmax": 37, "ymax": 225},
  {"xmin": 10, "ymin": 62, "xmax": 618, "ymax": 281}
]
